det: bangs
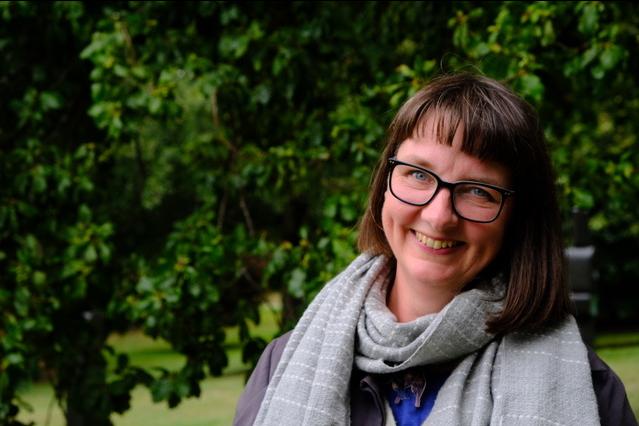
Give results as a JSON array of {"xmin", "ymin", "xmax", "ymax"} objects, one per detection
[{"xmin": 390, "ymin": 75, "xmax": 535, "ymax": 169}]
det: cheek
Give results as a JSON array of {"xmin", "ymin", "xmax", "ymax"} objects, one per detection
[
  {"xmin": 490, "ymin": 228, "xmax": 507, "ymax": 254},
  {"xmin": 475, "ymin": 219, "xmax": 509, "ymax": 258},
  {"xmin": 381, "ymin": 193, "xmax": 408, "ymax": 230},
  {"xmin": 381, "ymin": 196, "xmax": 420, "ymax": 249},
  {"xmin": 381, "ymin": 198, "xmax": 393, "ymax": 238},
  {"xmin": 381, "ymin": 196, "xmax": 404, "ymax": 244},
  {"xmin": 381, "ymin": 191, "xmax": 392, "ymax": 223}
]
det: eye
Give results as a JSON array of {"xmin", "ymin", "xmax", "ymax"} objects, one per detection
[
  {"xmin": 457, "ymin": 184, "xmax": 500, "ymax": 203},
  {"xmin": 410, "ymin": 170, "xmax": 429, "ymax": 181},
  {"xmin": 470, "ymin": 186, "xmax": 491, "ymax": 199}
]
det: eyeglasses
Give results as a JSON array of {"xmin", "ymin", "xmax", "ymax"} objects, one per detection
[{"xmin": 387, "ymin": 157, "xmax": 515, "ymax": 223}]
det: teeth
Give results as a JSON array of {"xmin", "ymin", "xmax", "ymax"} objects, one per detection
[{"xmin": 415, "ymin": 231, "xmax": 457, "ymax": 250}]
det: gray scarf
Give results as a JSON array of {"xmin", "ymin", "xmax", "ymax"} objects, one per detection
[{"xmin": 253, "ymin": 254, "xmax": 600, "ymax": 425}]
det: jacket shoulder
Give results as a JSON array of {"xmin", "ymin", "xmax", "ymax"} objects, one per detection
[{"xmin": 233, "ymin": 331, "xmax": 292, "ymax": 426}]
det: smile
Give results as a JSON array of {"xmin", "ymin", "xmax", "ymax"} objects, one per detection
[{"xmin": 414, "ymin": 230, "xmax": 461, "ymax": 250}]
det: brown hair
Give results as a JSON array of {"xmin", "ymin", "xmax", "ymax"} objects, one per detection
[{"xmin": 358, "ymin": 73, "xmax": 570, "ymax": 335}]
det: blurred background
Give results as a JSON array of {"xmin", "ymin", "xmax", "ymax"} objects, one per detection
[{"xmin": 1, "ymin": 2, "xmax": 638, "ymax": 425}]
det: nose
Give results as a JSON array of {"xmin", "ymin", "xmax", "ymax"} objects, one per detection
[{"xmin": 420, "ymin": 187, "xmax": 459, "ymax": 230}]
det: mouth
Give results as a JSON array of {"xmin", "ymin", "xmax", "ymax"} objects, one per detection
[{"xmin": 413, "ymin": 230, "xmax": 462, "ymax": 250}]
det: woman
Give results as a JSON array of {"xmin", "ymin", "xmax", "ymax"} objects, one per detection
[{"xmin": 234, "ymin": 73, "xmax": 637, "ymax": 426}]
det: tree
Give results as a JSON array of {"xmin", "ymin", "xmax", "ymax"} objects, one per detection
[{"xmin": 1, "ymin": 2, "xmax": 638, "ymax": 425}]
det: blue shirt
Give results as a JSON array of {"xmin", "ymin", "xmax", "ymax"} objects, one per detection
[{"xmin": 384, "ymin": 367, "xmax": 448, "ymax": 426}]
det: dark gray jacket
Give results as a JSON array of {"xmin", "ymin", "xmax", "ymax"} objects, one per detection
[{"xmin": 234, "ymin": 331, "xmax": 638, "ymax": 426}]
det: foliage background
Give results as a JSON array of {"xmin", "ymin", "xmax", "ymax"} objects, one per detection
[{"xmin": 1, "ymin": 1, "xmax": 638, "ymax": 425}]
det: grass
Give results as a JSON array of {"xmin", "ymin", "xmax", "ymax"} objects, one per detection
[
  {"xmin": 17, "ymin": 304, "xmax": 639, "ymax": 424},
  {"xmin": 596, "ymin": 345, "xmax": 639, "ymax": 417},
  {"xmin": 18, "ymin": 373, "xmax": 245, "ymax": 426},
  {"xmin": 595, "ymin": 331, "xmax": 639, "ymax": 348},
  {"xmin": 17, "ymin": 296, "xmax": 282, "ymax": 426}
]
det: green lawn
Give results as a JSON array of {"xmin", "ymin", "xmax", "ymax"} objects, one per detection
[
  {"xmin": 17, "ymin": 316, "xmax": 639, "ymax": 425},
  {"xmin": 17, "ymin": 296, "xmax": 282, "ymax": 426},
  {"xmin": 17, "ymin": 328, "xmax": 252, "ymax": 426},
  {"xmin": 597, "ymin": 345, "xmax": 639, "ymax": 417},
  {"xmin": 18, "ymin": 373, "xmax": 244, "ymax": 426}
]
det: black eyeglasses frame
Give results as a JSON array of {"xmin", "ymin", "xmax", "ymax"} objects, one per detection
[{"xmin": 387, "ymin": 157, "xmax": 515, "ymax": 224}]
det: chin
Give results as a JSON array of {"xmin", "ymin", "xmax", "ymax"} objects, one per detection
[{"xmin": 403, "ymin": 262, "xmax": 461, "ymax": 289}]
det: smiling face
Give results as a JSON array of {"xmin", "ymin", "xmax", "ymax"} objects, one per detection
[{"xmin": 381, "ymin": 118, "xmax": 513, "ymax": 298}]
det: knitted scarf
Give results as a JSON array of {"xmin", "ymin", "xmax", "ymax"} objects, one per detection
[{"xmin": 253, "ymin": 253, "xmax": 600, "ymax": 426}]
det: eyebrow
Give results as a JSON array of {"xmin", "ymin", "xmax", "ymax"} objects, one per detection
[{"xmin": 398, "ymin": 156, "xmax": 508, "ymax": 187}]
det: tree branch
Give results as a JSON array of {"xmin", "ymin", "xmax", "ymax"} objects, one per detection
[{"xmin": 239, "ymin": 196, "xmax": 255, "ymax": 237}]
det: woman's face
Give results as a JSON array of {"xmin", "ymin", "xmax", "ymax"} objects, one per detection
[{"xmin": 381, "ymin": 119, "xmax": 513, "ymax": 295}]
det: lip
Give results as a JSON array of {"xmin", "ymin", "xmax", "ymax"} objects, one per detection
[{"xmin": 412, "ymin": 230, "xmax": 463, "ymax": 252}]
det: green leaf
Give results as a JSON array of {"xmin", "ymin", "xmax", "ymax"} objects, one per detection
[
  {"xmin": 84, "ymin": 245, "xmax": 97, "ymax": 262},
  {"xmin": 78, "ymin": 204, "xmax": 92, "ymax": 222},
  {"xmin": 150, "ymin": 378, "xmax": 172, "ymax": 403},
  {"xmin": 40, "ymin": 91, "xmax": 62, "ymax": 110},
  {"xmin": 6, "ymin": 353, "xmax": 24, "ymax": 366},
  {"xmin": 581, "ymin": 45, "xmax": 599, "ymax": 68},
  {"xmin": 32, "ymin": 271, "xmax": 46, "ymax": 287},
  {"xmin": 599, "ymin": 45, "xmax": 624, "ymax": 70},
  {"xmin": 573, "ymin": 188, "xmax": 595, "ymax": 210},
  {"xmin": 578, "ymin": 2, "xmax": 600, "ymax": 35},
  {"xmin": 218, "ymin": 33, "xmax": 250, "ymax": 59},
  {"xmin": 518, "ymin": 73, "xmax": 544, "ymax": 103},
  {"xmin": 287, "ymin": 268, "xmax": 306, "ymax": 298}
]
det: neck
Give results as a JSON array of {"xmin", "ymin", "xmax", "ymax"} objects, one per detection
[{"xmin": 386, "ymin": 270, "xmax": 460, "ymax": 323}]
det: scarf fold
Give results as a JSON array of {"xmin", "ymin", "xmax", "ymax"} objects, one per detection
[{"xmin": 253, "ymin": 253, "xmax": 600, "ymax": 426}]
